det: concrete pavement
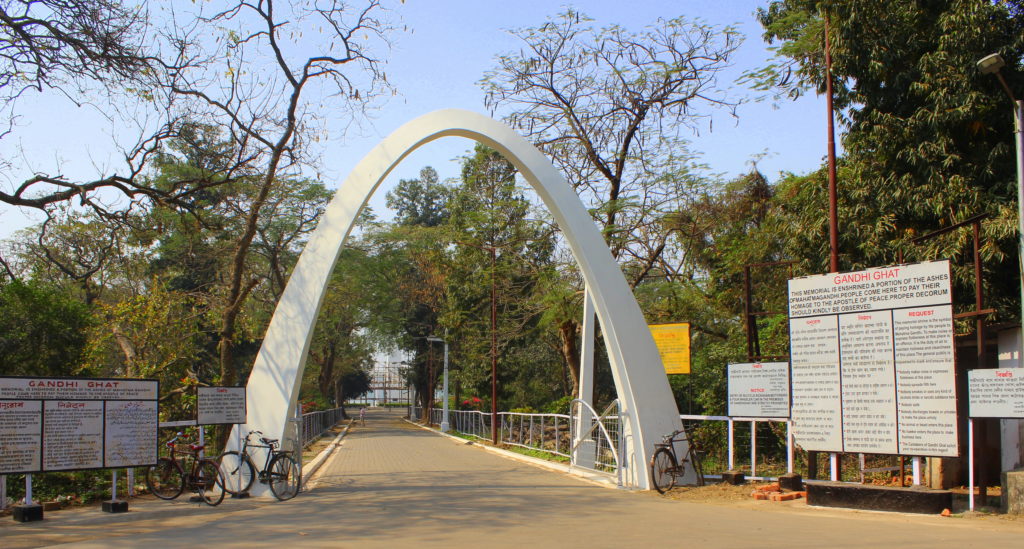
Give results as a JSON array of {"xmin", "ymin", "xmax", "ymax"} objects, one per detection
[{"xmin": 3, "ymin": 407, "xmax": 1024, "ymax": 547}]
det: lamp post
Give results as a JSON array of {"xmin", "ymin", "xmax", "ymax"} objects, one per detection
[
  {"xmin": 978, "ymin": 53, "xmax": 1024, "ymax": 336},
  {"xmin": 427, "ymin": 336, "xmax": 450, "ymax": 432}
]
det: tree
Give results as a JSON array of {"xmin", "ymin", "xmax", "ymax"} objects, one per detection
[
  {"xmin": 441, "ymin": 144, "xmax": 564, "ymax": 409},
  {"xmin": 482, "ymin": 10, "xmax": 737, "ymax": 390},
  {"xmin": 756, "ymin": 0, "xmax": 1024, "ymax": 317},
  {"xmin": 152, "ymin": 1, "xmax": 393, "ymax": 392},
  {"xmin": 0, "ymin": 280, "xmax": 91, "ymax": 377}
]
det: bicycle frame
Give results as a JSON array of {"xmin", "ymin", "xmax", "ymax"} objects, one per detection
[
  {"xmin": 163, "ymin": 435, "xmax": 214, "ymax": 490},
  {"xmin": 239, "ymin": 430, "xmax": 291, "ymax": 482}
]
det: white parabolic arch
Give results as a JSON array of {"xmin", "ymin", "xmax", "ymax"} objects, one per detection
[{"xmin": 236, "ymin": 109, "xmax": 682, "ymax": 491}]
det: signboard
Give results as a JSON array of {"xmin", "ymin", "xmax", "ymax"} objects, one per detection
[
  {"xmin": 649, "ymin": 323, "xmax": 691, "ymax": 374},
  {"xmin": 728, "ymin": 362, "xmax": 790, "ymax": 418},
  {"xmin": 787, "ymin": 261, "xmax": 958, "ymax": 457},
  {"xmin": 0, "ymin": 377, "xmax": 158, "ymax": 474},
  {"xmin": 197, "ymin": 386, "xmax": 247, "ymax": 425},
  {"xmin": 969, "ymin": 369, "xmax": 1024, "ymax": 418}
]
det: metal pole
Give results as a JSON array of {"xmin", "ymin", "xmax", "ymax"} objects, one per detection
[
  {"xmin": 1015, "ymin": 99, "xmax": 1024, "ymax": 332},
  {"xmin": 823, "ymin": 10, "xmax": 841, "ymax": 484},
  {"xmin": 786, "ymin": 421, "xmax": 794, "ymax": 474},
  {"xmin": 440, "ymin": 338, "xmax": 450, "ymax": 432},
  {"xmin": 912, "ymin": 457, "xmax": 921, "ymax": 486},
  {"xmin": 969, "ymin": 418, "xmax": 975, "ymax": 511},
  {"xmin": 25, "ymin": 473, "xmax": 32, "ymax": 506},
  {"xmin": 727, "ymin": 419, "xmax": 735, "ymax": 471},
  {"xmin": 111, "ymin": 470, "xmax": 118, "ymax": 502},
  {"xmin": 750, "ymin": 420, "xmax": 757, "ymax": 478},
  {"xmin": 490, "ymin": 246, "xmax": 498, "ymax": 445}
]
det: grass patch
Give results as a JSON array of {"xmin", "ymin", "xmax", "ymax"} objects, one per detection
[{"xmin": 444, "ymin": 429, "xmax": 569, "ymax": 464}]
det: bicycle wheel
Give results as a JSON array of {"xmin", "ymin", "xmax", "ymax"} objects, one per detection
[
  {"xmin": 146, "ymin": 458, "xmax": 184, "ymax": 500},
  {"xmin": 218, "ymin": 451, "xmax": 256, "ymax": 495},
  {"xmin": 650, "ymin": 447, "xmax": 678, "ymax": 494},
  {"xmin": 194, "ymin": 459, "xmax": 226, "ymax": 506},
  {"xmin": 268, "ymin": 453, "xmax": 300, "ymax": 501}
]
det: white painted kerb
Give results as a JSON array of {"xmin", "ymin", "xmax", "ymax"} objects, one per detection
[{"xmin": 234, "ymin": 109, "xmax": 682, "ymax": 493}]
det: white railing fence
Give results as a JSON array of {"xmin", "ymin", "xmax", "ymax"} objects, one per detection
[
  {"xmin": 569, "ymin": 399, "xmax": 623, "ymax": 486},
  {"xmin": 501, "ymin": 412, "xmax": 573, "ymax": 458},
  {"xmin": 680, "ymin": 415, "xmax": 793, "ymax": 482}
]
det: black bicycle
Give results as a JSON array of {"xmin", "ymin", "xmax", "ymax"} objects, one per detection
[
  {"xmin": 649, "ymin": 426, "xmax": 705, "ymax": 494},
  {"xmin": 218, "ymin": 430, "xmax": 301, "ymax": 501}
]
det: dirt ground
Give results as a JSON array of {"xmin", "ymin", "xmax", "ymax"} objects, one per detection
[{"xmin": 653, "ymin": 480, "xmax": 1023, "ymax": 524}]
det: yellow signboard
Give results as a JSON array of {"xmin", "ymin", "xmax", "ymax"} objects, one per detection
[{"xmin": 649, "ymin": 323, "xmax": 691, "ymax": 374}]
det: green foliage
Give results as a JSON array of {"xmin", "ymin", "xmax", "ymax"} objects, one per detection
[
  {"xmin": 756, "ymin": 0, "xmax": 1024, "ymax": 320},
  {"xmin": 0, "ymin": 280, "xmax": 91, "ymax": 377}
]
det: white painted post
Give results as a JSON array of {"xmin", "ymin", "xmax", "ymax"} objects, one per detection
[
  {"xmin": 1, "ymin": 475, "xmax": 6, "ymax": 510},
  {"xmin": 969, "ymin": 418, "xmax": 975, "ymax": 511},
  {"xmin": 830, "ymin": 453, "xmax": 839, "ymax": 481},
  {"xmin": 572, "ymin": 290, "xmax": 597, "ymax": 469},
  {"xmin": 727, "ymin": 419, "xmax": 735, "ymax": 471},
  {"xmin": 786, "ymin": 421, "xmax": 794, "ymax": 474},
  {"xmin": 750, "ymin": 420, "xmax": 757, "ymax": 478},
  {"xmin": 127, "ymin": 468, "xmax": 135, "ymax": 497},
  {"xmin": 912, "ymin": 457, "xmax": 921, "ymax": 486},
  {"xmin": 111, "ymin": 470, "xmax": 118, "ymax": 502},
  {"xmin": 25, "ymin": 473, "xmax": 32, "ymax": 505},
  {"xmin": 198, "ymin": 426, "xmax": 205, "ymax": 459}
]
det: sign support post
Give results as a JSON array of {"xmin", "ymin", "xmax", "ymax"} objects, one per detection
[{"xmin": 969, "ymin": 418, "xmax": 975, "ymax": 511}]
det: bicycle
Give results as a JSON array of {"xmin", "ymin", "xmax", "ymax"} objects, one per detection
[
  {"xmin": 217, "ymin": 430, "xmax": 301, "ymax": 501},
  {"xmin": 145, "ymin": 432, "xmax": 226, "ymax": 506},
  {"xmin": 649, "ymin": 424, "xmax": 705, "ymax": 494}
]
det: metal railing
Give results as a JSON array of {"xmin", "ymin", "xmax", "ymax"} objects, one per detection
[
  {"xmin": 299, "ymin": 407, "xmax": 346, "ymax": 448},
  {"xmin": 680, "ymin": 414, "xmax": 793, "ymax": 482},
  {"xmin": 413, "ymin": 402, "xmax": 625, "ymax": 483},
  {"xmin": 500, "ymin": 412, "xmax": 572, "ymax": 458},
  {"xmin": 569, "ymin": 399, "xmax": 623, "ymax": 486}
]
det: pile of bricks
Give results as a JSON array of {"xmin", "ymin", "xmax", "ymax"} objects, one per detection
[{"xmin": 750, "ymin": 482, "xmax": 807, "ymax": 502}]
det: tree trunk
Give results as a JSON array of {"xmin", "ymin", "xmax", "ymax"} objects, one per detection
[{"xmin": 557, "ymin": 319, "xmax": 581, "ymax": 397}]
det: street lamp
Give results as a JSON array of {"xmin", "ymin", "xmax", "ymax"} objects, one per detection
[
  {"xmin": 977, "ymin": 52, "xmax": 1024, "ymax": 351},
  {"xmin": 426, "ymin": 335, "xmax": 450, "ymax": 432}
]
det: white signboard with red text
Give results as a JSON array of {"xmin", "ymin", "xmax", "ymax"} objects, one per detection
[
  {"xmin": 969, "ymin": 368, "xmax": 1024, "ymax": 418},
  {"xmin": 728, "ymin": 362, "xmax": 790, "ymax": 418},
  {"xmin": 197, "ymin": 386, "xmax": 247, "ymax": 425},
  {"xmin": 788, "ymin": 260, "xmax": 958, "ymax": 457},
  {"xmin": 0, "ymin": 377, "xmax": 158, "ymax": 474}
]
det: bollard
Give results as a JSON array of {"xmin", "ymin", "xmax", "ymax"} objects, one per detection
[
  {"xmin": 13, "ymin": 473, "xmax": 43, "ymax": 522},
  {"xmin": 102, "ymin": 469, "xmax": 128, "ymax": 513}
]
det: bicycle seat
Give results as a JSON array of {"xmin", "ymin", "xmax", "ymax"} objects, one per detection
[
  {"xmin": 189, "ymin": 443, "xmax": 205, "ymax": 451},
  {"xmin": 260, "ymin": 437, "xmax": 278, "ymax": 446}
]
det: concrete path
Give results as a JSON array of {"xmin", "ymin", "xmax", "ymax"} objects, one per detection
[{"xmin": 3, "ymin": 407, "xmax": 1024, "ymax": 548}]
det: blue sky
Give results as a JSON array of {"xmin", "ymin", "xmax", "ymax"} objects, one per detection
[{"xmin": 0, "ymin": 0, "xmax": 829, "ymax": 240}]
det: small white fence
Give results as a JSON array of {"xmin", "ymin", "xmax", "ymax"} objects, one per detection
[{"xmin": 679, "ymin": 414, "xmax": 793, "ymax": 482}]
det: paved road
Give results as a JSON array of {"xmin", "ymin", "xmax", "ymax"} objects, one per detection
[{"xmin": 3, "ymin": 407, "xmax": 1024, "ymax": 548}]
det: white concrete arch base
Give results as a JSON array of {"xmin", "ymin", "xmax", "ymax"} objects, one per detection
[{"xmin": 234, "ymin": 109, "xmax": 682, "ymax": 493}]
